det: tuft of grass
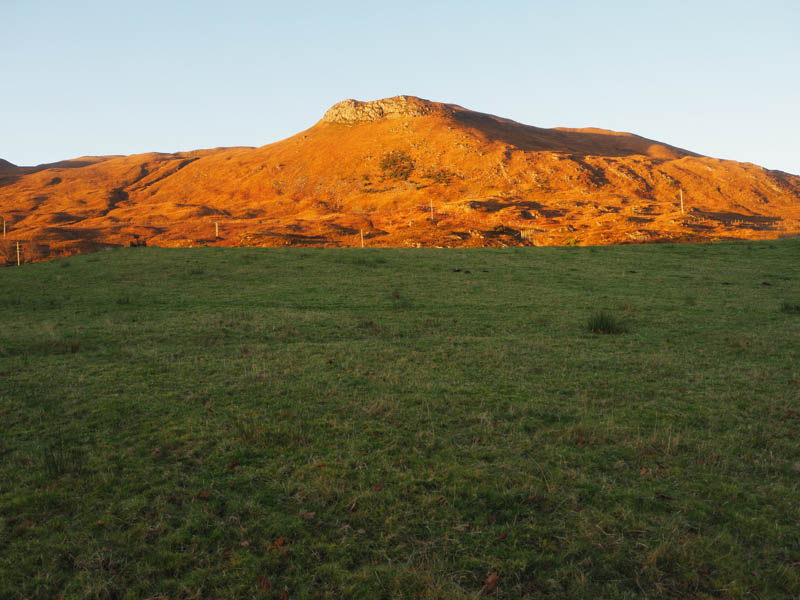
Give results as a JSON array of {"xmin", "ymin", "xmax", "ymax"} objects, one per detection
[
  {"xmin": 780, "ymin": 300, "xmax": 800, "ymax": 314},
  {"xmin": 4, "ymin": 295, "xmax": 22, "ymax": 307},
  {"xmin": 42, "ymin": 439, "xmax": 86, "ymax": 477},
  {"xmin": 587, "ymin": 310, "xmax": 627, "ymax": 334},
  {"xmin": 233, "ymin": 414, "xmax": 268, "ymax": 445},
  {"xmin": 389, "ymin": 287, "xmax": 412, "ymax": 309},
  {"xmin": 346, "ymin": 255, "xmax": 387, "ymax": 267}
]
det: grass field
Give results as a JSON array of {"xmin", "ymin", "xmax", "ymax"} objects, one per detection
[{"xmin": 1, "ymin": 240, "xmax": 799, "ymax": 599}]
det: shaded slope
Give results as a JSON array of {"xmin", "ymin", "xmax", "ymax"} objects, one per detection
[{"xmin": 0, "ymin": 159, "xmax": 20, "ymax": 179}]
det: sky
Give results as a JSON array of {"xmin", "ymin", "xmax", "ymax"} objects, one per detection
[{"xmin": 2, "ymin": 0, "xmax": 799, "ymax": 174}]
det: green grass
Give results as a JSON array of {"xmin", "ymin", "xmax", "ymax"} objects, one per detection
[{"xmin": 1, "ymin": 240, "xmax": 799, "ymax": 599}]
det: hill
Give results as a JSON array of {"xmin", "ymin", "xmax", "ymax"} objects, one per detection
[
  {"xmin": 2, "ymin": 96, "xmax": 799, "ymax": 261},
  {"xmin": 0, "ymin": 158, "xmax": 19, "ymax": 174}
]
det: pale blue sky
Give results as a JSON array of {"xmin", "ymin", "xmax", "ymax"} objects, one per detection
[{"xmin": 2, "ymin": 1, "xmax": 798, "ymax": 174}]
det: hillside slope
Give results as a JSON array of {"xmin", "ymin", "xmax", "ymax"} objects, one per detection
[
  {"xmin": 0, "ymin": 159, "xmax": 19, "ymax": 175},
  {"xmin": 2, "ymin": 96, "xmax": 799, "ymax": 261}
]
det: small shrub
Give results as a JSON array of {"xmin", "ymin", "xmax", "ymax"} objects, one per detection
[
  {"xmin": 379, "ymin": 150, "xmax": 414, "ymax": 180},
  {"xmin": 424, "ymin": 168, "xmax": 453, "ymax": 185},
  {"xmin": 587, "ymin": 311, "xmax": 626, "ymax": 334}
]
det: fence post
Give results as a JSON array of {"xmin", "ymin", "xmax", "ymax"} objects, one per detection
[
  {"xmin": 680, "ymin": 188, "xmax": 684, "ymax": 215},
  {"xmin": 17, "ymin": 241, "xmax": 21, "ymax": 266}
]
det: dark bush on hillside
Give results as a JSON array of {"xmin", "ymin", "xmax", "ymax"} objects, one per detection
[
  {"xmin": 424, "ymin": 168, "xmax": 453, "ymax": 184},
  {"xmin": 380, "ymin": 150, "xmax": 414, "ymax": 180}
]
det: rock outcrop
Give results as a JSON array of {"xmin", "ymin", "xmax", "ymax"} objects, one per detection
[{"xmin": 321, "ymin": 95, "xmax": 454, "ymax": 123}]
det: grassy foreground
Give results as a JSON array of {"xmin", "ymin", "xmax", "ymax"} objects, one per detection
[{"xmin": 1, "ymin": 240, "xmax": 799, "ymax": 599}]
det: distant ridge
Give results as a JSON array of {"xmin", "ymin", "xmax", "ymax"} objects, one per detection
[{"xmin": 1, "ymin": 95, "xmax": 799, "ymax": 263}]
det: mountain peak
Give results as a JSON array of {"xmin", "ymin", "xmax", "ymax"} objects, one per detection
[{"xmin": 321, "ymin": 95, "xmax": 454, "ymax": 124}]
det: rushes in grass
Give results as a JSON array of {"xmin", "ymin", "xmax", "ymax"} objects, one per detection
[
  {"xmin": 780, "ymin": 301, "xmax": 800, "ymax": 314},
  {"xmin": 587, "ymin": 311, "xmax": 626, "ymax": 334},
  {"xmin": 390, "ymin": 288, "xmax": 412, "ymax": 309},
  {"xmin": 28, "ymin": 323, "xmax": 82, "ymax": 355},
  {"xmin": 2, "ymin": 295, "xmax": 22, "ymax": 307},
  {"xmin": 42, "ymin": 440, "xmax": 86, "ymax": 477},
  {"xmin": 348, "ymin": 255, "xmax": 387, "ymax": 266},
  {"xmin": 234, "ymin": 414, "xmax": 267, "ymax": 444}
]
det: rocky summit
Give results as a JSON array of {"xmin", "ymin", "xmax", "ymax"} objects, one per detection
[
  {"xmin": 2, "ymin": 95, "xmax": 799, "ymax": 263},
  {"xmin": 322, "ymin": 96, "xmax": 456, "ymax": 123}
]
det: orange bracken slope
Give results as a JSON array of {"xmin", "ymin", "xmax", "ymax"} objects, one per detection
[{"xmin": 1, "ymin": 95, "xmax": 799, "ymax": 262}]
